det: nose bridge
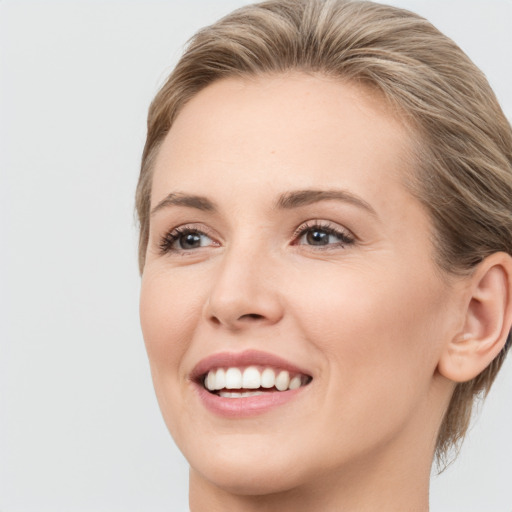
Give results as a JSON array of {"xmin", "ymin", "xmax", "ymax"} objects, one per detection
[{"xmin": 204, "ymin": 234, "xmax": 283, "ymax": 329}]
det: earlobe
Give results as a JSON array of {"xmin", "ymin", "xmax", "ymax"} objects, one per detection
[{"xmin": 438, "ymin": 252, "xmax": 512, "ymax": 383}]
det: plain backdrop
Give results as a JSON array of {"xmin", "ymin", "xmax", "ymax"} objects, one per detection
[{"xmin": 1, "ymin": 1, "xmax": 511, "ymax": 511}]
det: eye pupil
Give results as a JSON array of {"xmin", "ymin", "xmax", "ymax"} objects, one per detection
[
  {"xmin": 307, "ymin": 229, "xmax": 329, "ymax": 245},
  {"xmin": 181, "ymin": 232, "xmax": 202, "ymax": 249}
]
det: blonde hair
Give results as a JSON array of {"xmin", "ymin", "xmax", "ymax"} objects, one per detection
[{"xmin": 136, "ymin": 0, "xmax": 512, "ymax": 463}]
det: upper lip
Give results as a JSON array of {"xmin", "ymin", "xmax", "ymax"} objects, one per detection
[{"xmin": 189, "ymin": 349, "xmax": 313, "ymax": 382}]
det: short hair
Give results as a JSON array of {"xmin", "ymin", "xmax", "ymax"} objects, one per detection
[{"xmin": 136, "ymin": 0, "xmax": 512, "ymax": 464}]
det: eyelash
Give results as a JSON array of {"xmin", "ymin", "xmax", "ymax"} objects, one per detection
[
  {"xmin": 292, "ymin": 221, "xmax": 355, "ymax": 249},
  {"xmin": 159, "ymin": 225, "xmax": 216, "ymax": 254},
  {"xmin": 158, "ymin": 221, "xmax": 355, "ymax": 255}
]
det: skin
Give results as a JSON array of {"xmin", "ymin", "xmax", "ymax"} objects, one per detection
[{"xmin": 140, "ymin": 73, "xmax": 472, "ymax": 511}]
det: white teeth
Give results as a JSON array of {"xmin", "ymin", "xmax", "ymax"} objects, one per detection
[
  {"xmin": 242, "ymin": 366, "xmax": 261, "ymax": 389},
  {"xmin": 289, "ymin": 375, "xmax": 301, "ymax": 390},
  {"xmin": 218, "ymin": 390, "xmax": 265, "ymax": 398},
  {"xmin": 225, "ymin": 368, "xmax": 242, "ymax": 389},
  {"xmin": 261, "ymin": 368, "xmax": 276, "ymax": 388},
  {"xmin": 203, "ymin": 366, "xmax": 309, "ymax": 394},
  {"xmin": 206, "ymin": 372, "xmax": 216, "ymax": 391},
  {"xmin": 214, "ymin": 368, "xmax": 226, "ymax": 390},
  {"xmin": 275, "ymin": 370, "xmax": 290, "ymax": 391}
]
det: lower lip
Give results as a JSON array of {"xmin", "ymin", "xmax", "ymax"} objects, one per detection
[{"xmin": 194, "ymin": 383, "xmax": 309, "ymax": 418}]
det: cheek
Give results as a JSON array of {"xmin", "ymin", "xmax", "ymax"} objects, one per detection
[
  {"xmin": 139, "ymin": 269, "xmax": 202, "ymax": 378},
  {"xmin": 279, "ymin": 263, "xmax": 450, "ymax": 462},
  {"xmin": 139, "ymin": 268, "xmax": 209, "ymax": 443},
  {"xmin": 289, "ymin": 262, "xmax": 447, "ymax": 404}
]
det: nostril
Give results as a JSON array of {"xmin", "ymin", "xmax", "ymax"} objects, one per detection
[
  {"xmin": 239, "ymin": 313, "xmax": 265, "ymax": 320},
  {"xmin": 208, "ymin": 312, "xmax": 267, "ymax": 329}
]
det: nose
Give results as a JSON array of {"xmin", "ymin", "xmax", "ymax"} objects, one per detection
[{"xmin": 203, "ymin": 244, "xmax": 284, "ymax": 331}]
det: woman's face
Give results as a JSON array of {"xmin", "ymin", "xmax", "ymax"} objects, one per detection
[{"xmin": 140, "ymin": 74, "xmax": 462, "ymax": 495}]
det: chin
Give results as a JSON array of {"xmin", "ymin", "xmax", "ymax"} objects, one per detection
[
  {"xmin": 192, "ymin": 457, "xmax": 307, "ymax": 497},
  {"xmin": 181, "ymin": 431, "xmax": 313, "ymax": 496}
]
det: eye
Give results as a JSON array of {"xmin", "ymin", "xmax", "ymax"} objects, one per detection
[
  {"xmin": 159, "ymin": 226, "xmax": 216, "ymax": 254},
  {"xmin": 294, "ymin": 221, "xmax": 355, "ymax": 248}
]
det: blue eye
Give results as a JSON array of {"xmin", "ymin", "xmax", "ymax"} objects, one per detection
[
  {"xmin": 160, "ymin": 228, "xmax": 214, "ymax": 253},
  {"xmin": 295, "ymin": 222, "xmax": 354, "ymax": 248}
]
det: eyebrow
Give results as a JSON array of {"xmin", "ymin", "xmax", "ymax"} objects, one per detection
[
  {"xmin": 151, "ymin": 188, "xmax": 377, "ymax": 217},
  {"xmin": 151, "ymin": 192, "xmax": 217, "ymax": 216},
  {"xmin": 274, "ymin": 189, "xmax": 377, "ymax": 216}
]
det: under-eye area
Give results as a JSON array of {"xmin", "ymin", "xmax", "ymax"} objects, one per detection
[{"xmin": 201, "ymin": 366, "xmax": 313, "ymax": 397}]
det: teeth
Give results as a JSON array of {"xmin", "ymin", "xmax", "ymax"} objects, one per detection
[
  {"xmin": 275, "ymin": 370, "xmax": 290, "ymax": 391},
  {"xmin": 203, "ymin": 366, "xmax": 310, "ymax": 394},
  {"xmin": 289, "ymin": 375, "xmax": 301, "ymax": 390},
  {"xmin": 218, "ymin": 390, "xmax": 266, "ymax": 398},
  {"xmin": 242, "ymin": 366, "xmax": 261, "ymax": 389},
  {"xmin": 261, "ymin": 368, "xmax": 275, "ymax": 388},
  {"xmin": 207, "ymin": 371, "xmax": 216, "ymax": 391},
  {"xmin": 214, "ymin": 368, "xmax": 226, "ymax": 390},
  {"xmin": 225, "ymin": 368, "xmax": 242, "ymax": 389}
]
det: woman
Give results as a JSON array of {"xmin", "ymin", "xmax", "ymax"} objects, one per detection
[{"xmin": 136, "ymin": 0, "xmax": 512, "ymax": 510}]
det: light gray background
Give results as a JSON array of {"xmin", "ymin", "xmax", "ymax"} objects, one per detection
[{"xmin": 1, "ymin": 1, "xmax": 511, "ymax": 511}]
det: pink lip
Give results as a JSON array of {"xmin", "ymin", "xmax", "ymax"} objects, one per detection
[
  {"xmin": 194, "ymin": 385, "xmax": 309, "ymax": 418},
  {"xmin": 189, "ymin": 349, "xmax": 313, "ymax": 418}
]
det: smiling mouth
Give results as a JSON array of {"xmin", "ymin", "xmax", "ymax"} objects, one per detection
[{"xmin": 201, "ymin": 366, "xmax": 313, "ymax": 397}]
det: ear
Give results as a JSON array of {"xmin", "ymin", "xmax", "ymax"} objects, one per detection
[{"xmin": 438, "ymin": 252, "xmax": 512, "ymax": 383}]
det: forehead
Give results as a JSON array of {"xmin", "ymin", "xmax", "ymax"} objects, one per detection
[{"xmin": 151, "ymin": 73, "xmax": 416, "ymax": 210}]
